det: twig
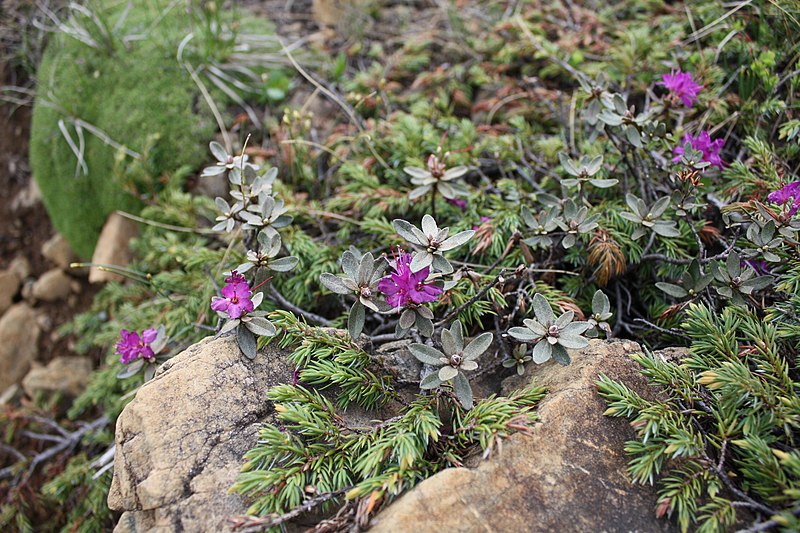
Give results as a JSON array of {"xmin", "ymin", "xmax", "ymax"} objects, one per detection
[
  {"xmin": 0, "ymin": 443, "xmax": 25, "ymax": 463},
  {"xmin": 639, "ymin": 245, "xmax": 735, "ymax": 266},
  {"xmin": 513, "ymin": 15, "xmax": 587, "ymax": 83},
  {"xmin": 1, "ymin": 415, "xmax": 109, "ymax": 483},
  {"xmin": 278, "ymin": 37, "xmax": 390, "ymax": 171},
  {"xmin": 269, "ymin": 286, "xmax": 334, "ymax": 327},
  {"xmin": 631, "ymin": 318, "xmax": 693, "ymax": 341},
  {"xmin": 736, "ymin": 506, "xmax": 800, "ymax": 533},
  {"xmin": 701, "ymin": 449, "xmax": 776, "ymax": 518},
  {"xmin": 435, "ymin": 269, "xmax": 514, "ymax": 327},
  {"xmin": 369, "ymin": 332, "xmax": 401, "ymax": 344},
  {"xmin": 229, "ymin": 487, "xmax": 352, "ymax": 532}
]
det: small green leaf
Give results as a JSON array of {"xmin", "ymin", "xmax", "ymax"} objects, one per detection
[{"xmin": 656, "ymin": 282, "xmax": 688, "ymax": 298}]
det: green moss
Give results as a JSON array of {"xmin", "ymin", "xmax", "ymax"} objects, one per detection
[{"xmin": 30, "ymin": 1, "xmax": 218, "ymax": 258}]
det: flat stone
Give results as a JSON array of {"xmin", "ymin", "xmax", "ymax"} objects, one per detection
[
  {"xmin": 373, "ymin": 339, "xmax": 421, "ymax": 384},
  {"xmin": 0, "ymin": 304, "xmax": 41, "ymax": 392},
  {"xmin": 41, "ymin": 233, "xmax": 77, "ymax": 269},
  {"xmin": 31, "ymin": 269, "xmax": 73, "ymax": 302},
  {"xmin": 8, "ymin": 255, "xmax": 31, "ymax": 281},
  {"xmin": 22, "ymin": 356, "xmax": 93, "ymax": 398},
  {"xmin": 89, "ymin": 213, "xmax": 138, "ymax": 283}
]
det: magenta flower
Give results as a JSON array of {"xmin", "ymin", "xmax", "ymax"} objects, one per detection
[
  {"xmin": 673, "ymin": 131, "xmax": 725, "ymax": 169},
  {"xmin": 377, "ymin": 252, "xmax": 443, "ymax": 308},
  {"xmin": 473, "ymin": 216, "xmax": 491, "ymax": 230},
  {"xmin": 767, "ymin": 181, "xmax": 800, "ymax": 216},
  {"xmin": 116, "ymin": 328, "xmax": 157, "ymax": 364},
  {"xmin": 743, "ymin": 259, "xmax": 771, "ymax": 276},
  {"xmin": 225, "ymin": 271, "xmax": 247, "ymax": 285},
  {"xmin": 447, "ymin": 197, "xmax": 467, "ymax": 210},
  {"xmin": 211, "ymin": 273, "xmax": 255, "ymax": 319},
  {"xmin": 659, "ymin": 69, "xmax": 703, "ymax": 108}
]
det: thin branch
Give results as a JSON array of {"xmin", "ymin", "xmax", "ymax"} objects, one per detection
[
  {"xmin": 229, "ymin": 487, "xmax": 352, "ymax": 532},
  {"xmin": 701, "ymin": 449, "xmax": 776, "ymax": 518},
  {"xmin": 269, "ymin": 286, "xmax": 334, "ymax": 327},
  {"xmin": 435, "ymin": 268, "xmax": 516, "ymax": 327},
  {"xmin": 631, "ymin": 318, "xmax": 693, "ymax": 341},
  {"xmin": 1, "ymin": 415, "xmax": 109, "ymax": 483},
  {"xmin": 736, "ymin": 506, "xmax": 800, "ymax": 533}
]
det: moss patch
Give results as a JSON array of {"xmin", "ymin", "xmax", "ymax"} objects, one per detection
[{"xmin": 30, "ymin": 1, "xmax": 218, "ymax": 258}]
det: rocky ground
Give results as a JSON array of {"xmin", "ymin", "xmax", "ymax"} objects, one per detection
[
  {"xmin": 0, "ymin": 59, "xmax": 101, "ymax": 407},
  {"xmin": 109, "ymin": 335, "xmax": 680, "ymax": 532}
]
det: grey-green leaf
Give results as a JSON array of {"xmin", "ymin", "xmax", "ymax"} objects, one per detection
[
  {"xmin": 463, "ymin": 332, "xmax": 493, "ymax": 361},
  {"xmin": 320, "ymin": 273, "xmax": 351, "ymax": 295},
  {"xmin": 237, "ymin": 326, "xmax": 258, "ymax": 360},
  {"xmin": 269, "ymin": 256, "xmax": 299, "ymax": 272},
  {"xmin": 348, "ymin": 301, "xmax": 365, "ymax": 339},
  {"xmin": 420, "ymin": 372, "xmax": 442, "ymax": 390},
  {"xmin": 532, "ymin": 293, "xmax": 555, "ymax": 325},
  {"xmin": 409, "ymin": 344, "xmax": 445, "ymax": 365},
  {"xmin": 452, "ymin": 372, "xmax": 474, "ymax": 409}
]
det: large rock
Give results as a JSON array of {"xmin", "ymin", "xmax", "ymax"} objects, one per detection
[
  {"xmin": 0, "ymin": 304, "xmax": 41, "ymax": 392},
  {"xmin": 89, "ymin": 212, "xmax": 138, "ymax": 284},
  {"xmin": 108, "ymin": 335, "xmax": 295, "ymax": 532},
  {"xmin": 22, "ymin": 356, "xmax": 92, "ymax": 397},
  {"xmin": 369, "ymin": 339, "xmax": 677, "ymax": 533}
]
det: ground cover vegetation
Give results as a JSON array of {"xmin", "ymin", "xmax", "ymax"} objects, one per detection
[{"xmin": 2, "ymin": 0, "xmax": 800, "ymax": 531}]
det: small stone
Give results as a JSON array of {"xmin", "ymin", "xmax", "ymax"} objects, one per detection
[
  {"xmin": 374, "ymin": 340, "xmax": 421, "ymax": 384},
  {"xmin": 0, "ymin": 384, "xmax": 22, "ymax": 406},
  {"xmin": 312, "ymin": 0, "xmax": 367, "ymax": 26},
  {"xmin": 37, "ymin": 313, "xmax": 53, "ymax": 332},
  {"xmin": 22, "ymin": 356, "xmax": 92, "ymax": 398},
  {"xmin": 41, "ymin": 233, "xmax": 77, "ymax": 269},
  {"xmin": 0, "ymin": 270, "xmax": 21, "ymax": 314},
  {"xmin": 21, "ymin": 279, "xmax": 35, "ymax": 301},
  {"xmin": 0, "ymin": 304, "xmax": 40, "ymax": 392},
  {"xmin": 89, "ymin": 213, "xmax": 139, "ymax": 284},
  {"xmin": 8, "ymin": 256, "xmax": 31, "ymax": 281},
  {"xmin": 31, "ymin": 269, "xmax": 73, "ymax": 302},
  {"xmin": 10, "ymin": 179, "xmax": 42, "ymax": 211}
]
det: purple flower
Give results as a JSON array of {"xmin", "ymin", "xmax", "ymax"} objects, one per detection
[
  {"xmin": 743, "ymin": 260, "xmax": 771, "ymax": 276},
  {"xmin": 225, "ymin": 271, "xmax": 247, "ymax": 285},
  {"xmin": 116, "ymin": 328, "xmax": 158, "ymax": 364},
  {"xmin": 377, "ymin": 252, "xmax": 443, "ymax": 309},
  {"xmin": 767, "ymin": 181, "xmax": 800, "ymax": 216},
  {"xmin": 211, "ymin": 274, "xmax": 255, "ymax": 319},
  {"xmin": 447, "ymin": 197, "xmax": 467, "ymax": 210},
  {"xmin": 673, "ymin": 131, "xmax": 725, "ymax": 169},
  {"xmin": 473, "ymin": 216, "xmax": 491, "ymax": 231},
  {"xmin": 659, "ymin": 69, "xmax": 703, "ymax": 108}
]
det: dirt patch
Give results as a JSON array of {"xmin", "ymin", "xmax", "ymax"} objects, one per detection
[{"xmin": 0, "ymin": 58, "xmax": 102, "ymax": 371}]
